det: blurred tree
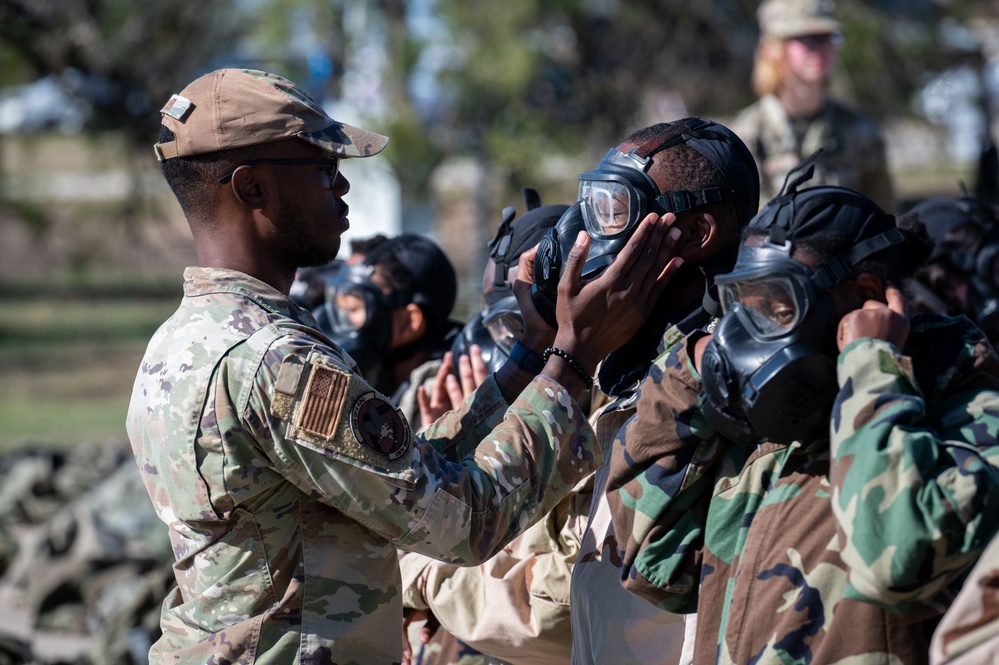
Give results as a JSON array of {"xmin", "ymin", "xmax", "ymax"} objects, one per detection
[{"xmin": 0, "ymin": 0, "xmax": 248, "ymax": 232}]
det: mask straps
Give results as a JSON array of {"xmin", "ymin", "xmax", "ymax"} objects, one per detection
[
  {"xmin": 811, "ymin": 227, "xmax": 905, "ymax": 290},
  {"xmin": 769, "ymin": 149, "xmax": 824, "ymax": 246}
]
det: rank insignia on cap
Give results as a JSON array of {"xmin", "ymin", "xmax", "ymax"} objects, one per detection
[
  {"xmin": 161, "ymin": 94, "xmax": 193, "ymax": 121},
  {"xmin": 350, "ymin": 391, "xmax": 411, "ymax": 460}
]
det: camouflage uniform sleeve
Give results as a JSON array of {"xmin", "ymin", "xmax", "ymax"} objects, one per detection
[
  {"xmin": 830, "ymin": 336, "xmax": 999, "ymax": 614},
  {"xmin": 605, "ymin": 332, "xmax": 720, "ymax": 613},
  {"xmin": 400, "ymin": 483, "xmax": 588, "ymax": 663},
  {"xmin": 252, "ymin": 338, "xmax": 600, "ymax": 566}
]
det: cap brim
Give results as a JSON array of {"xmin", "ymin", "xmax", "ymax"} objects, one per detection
[
  {"xmin": 299, "ymin": 120, "xmax": 388, "ymax": 158},
  {"xmin": 772, "ymin": 18, "xmax": 842, "ymax": 38}
]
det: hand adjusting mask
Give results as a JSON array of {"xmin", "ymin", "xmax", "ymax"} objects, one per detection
[
  {"xmin": 531, "ymin": 117, "xmax": 756, "ymax": 328},
  {"xmin": 699, "ymin": 164, "xmax": 905, "ymax": 445}
]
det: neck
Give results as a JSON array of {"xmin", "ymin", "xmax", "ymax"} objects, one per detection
[
  {"xmin": 392, "ymin": 349, "xmax": 433, "ymax": 394},
  {"xmin": 777, "ymin": 80, "xmax": 826, "ymax": 118}
]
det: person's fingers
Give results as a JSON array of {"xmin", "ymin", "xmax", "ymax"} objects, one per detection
[
  {"xmin": 431, "ymin": 351, "xmax": 454, "ymax": 405},
  {"xmin": 420, "ymin": 613, "xmax": 441, "ymax": 644},
  {"xmin": 557, "ymin": 232, "xmax": 590, "ymax": 298},
  {"xmin": 515, "ymin": 245, "xmax": 539, "ymax": 289},
  {"xmin": 458, "ymin": 353, "xmax": 475, "ymax": 395},
  {"xmin": 885, "ymin": 284, "xmax": 908, "ymax": 318},
  {"xmin": 445, "ymin": 373, "xmax": 464, "ymax": 411},
  {"xmin": 862, "ymin": 299, "xmax": 884, "ymax": 310},
  {"xmin": 417, "ymin": 385, "xmax": 432, "ymax": 430},
  {"xmin": 469, "ymin": 344, "xmax": 489, "ymax": 386},
  {"xmin": 648, "ymin": 255, "xmax": 685, "ymax": 303}
]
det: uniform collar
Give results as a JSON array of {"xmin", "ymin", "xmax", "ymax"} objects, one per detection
[{"xmin": 182, "ymin": 266, "xmax": 319, "ymax": 328}]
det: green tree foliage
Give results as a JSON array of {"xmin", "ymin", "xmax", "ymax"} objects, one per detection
[{"xmin": 0, "ymin": 0, "xmax": 247, "ymax": 143}]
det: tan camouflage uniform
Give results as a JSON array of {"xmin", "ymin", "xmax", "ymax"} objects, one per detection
[
  {"xmin": 126, "ymin": 267, "xmax": 600, "ymax": 665},
  {"xmin": 399, "ymin": 339, "xmax": 691, "ymax": 665},
  {"xmin": 607, "ymin": 314, "xmax": 999, "ymax": 665},
  {"xmin": 930, "ymin": 531, "xmax": 999, "ymax": 664},
  {"xmin": 730, "ymin": 94, "xmax": 895, "ymax": 212}
]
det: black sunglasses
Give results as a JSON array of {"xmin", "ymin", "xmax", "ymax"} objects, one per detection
[{"xmin": 218, "ymin": 158, "xmax": 341, "ymax": 188}]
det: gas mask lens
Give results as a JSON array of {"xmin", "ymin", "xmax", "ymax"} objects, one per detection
[
  {"xmin": 578, "ymin": 179, "xmax": 634, "ymax": 237},
  {"xmin": 719, "ymin": 276, "xmax": 802, "ymax": 337},
  {"xmin": 482, "ymin": 295, "xmax": 525, "ymax": 353}
]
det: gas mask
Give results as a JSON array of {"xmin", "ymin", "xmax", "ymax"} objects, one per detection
[
  {"xmin": 699, "ymin": 180, "xmax": 905, "ymax": 445},
  {"xmin": 531, "ymin": 117, "xmax": 758, "ymax": 328},
  {"xmin": 312, "ymin": 262, "xmax": 407, "ymax": 394}
]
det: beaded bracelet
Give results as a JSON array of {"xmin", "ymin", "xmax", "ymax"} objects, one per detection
[
  {"xmin": 543, "ymin": 346, "xmax": 594, "ymax": 389},
  {"xmin": 510, "ymin": 341, "xmax": 545, "ymax": 375}
]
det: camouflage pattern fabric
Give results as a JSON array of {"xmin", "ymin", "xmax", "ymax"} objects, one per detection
[
  {"xmin": 607, "ymin": 314, "xmax": 999, "ymax": 665},
  {"xmin": 0, "ymin": 442, "xmax": 174, "ymax": 665},
  {"xmin": 126, "ymin": 267, "xmax": 600, "ymax": 665},
  {"xmin": 930, "ymin": 531, "xmax": 999, "ymax": 664},
  {"xmin": 730, "ymin": 94, "xmax": 895, "ymax": 212},
  {"xmin": 400, "ymin": 478, "xmax": 588, "ymax": 665}
]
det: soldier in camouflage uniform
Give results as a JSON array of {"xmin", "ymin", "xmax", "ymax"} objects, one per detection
[
  {"xmin": 607, "ymin": 176, "xmax": 999, "ymax": 664},
  {"xmin": 402, "ymin": 118, "xmax": 761, "ymax": 665},
  {"xmin": 127, "ymin": 68, "xmax": 682, "ymax": 665},
  {"xmin": 730, "ymin": 0, "xmax": 895, "ymax": 212}
]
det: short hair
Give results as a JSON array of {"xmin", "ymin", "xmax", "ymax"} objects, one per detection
[
  {"xmin": 158, "ymin": 126, "xmax": 284, "ymax": 220},
  {"xmin": 349, "ymin": 234, "xmax": 389, "ymax": 257},
  {"xmin": 625, "ymin": 121, "xmax": 741, "ymax": 246}
]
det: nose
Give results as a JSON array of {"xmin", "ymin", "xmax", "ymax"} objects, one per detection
[{"xmin": 334, "ymin": 171, "xmax": 350, "ymax": 197}]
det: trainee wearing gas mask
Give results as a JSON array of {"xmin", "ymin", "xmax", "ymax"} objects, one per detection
[
  {"xmin": 312, "ymin": 262, "xmax": 408, "ymax": 395},
  {"xmin": 530, "ymin": 117, "xmax": 759, "ymax": 394},
  {"xmin": 698, "ymin": 169, "xmax": 905, "ymax": 446},
  {"xmin": 532, "ymin": 119, "xmax": 756, "ymax": 326},
  {"xmin": 909, "ymin": 195, "xmax": 999, "ymax": 343},
  {"xmin": 450, "ymin": 191, "xmax": 568, "ymax": 376}
]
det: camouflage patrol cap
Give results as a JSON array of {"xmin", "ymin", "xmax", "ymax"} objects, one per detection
[
  {"xmin": 153, "ymin": 68, "xmax": 388, "ymax": 161},
  {"xmin": 758, "ymin": 0, "xmax": 842, "ymax": 39}
]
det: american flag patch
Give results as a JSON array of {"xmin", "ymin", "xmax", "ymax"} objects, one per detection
[{"xmin": 296, "ymin": 366, "xmax": 350, "ymax": 439}]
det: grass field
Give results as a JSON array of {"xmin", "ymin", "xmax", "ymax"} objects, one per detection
[{"xmin": 0, "ymin": 286, "xmax": 180, "ymax": 453}]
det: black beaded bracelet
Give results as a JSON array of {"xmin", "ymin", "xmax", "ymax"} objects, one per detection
[
  {"xmin": 510, "ymin": 341, "xmax": 546, "ymax": 374},
  {"xmin": 543, "ymin": 346, "xmax": 594, "ymax": 389}
]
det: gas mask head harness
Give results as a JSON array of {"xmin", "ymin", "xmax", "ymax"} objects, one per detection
[
  {"xmin": 699, "ymin": 162, "xmax": 905, "ymax": 445},
  {"xmin": 452, "ymin": 189, "xmax": 569, "ymax": 375},
  {"xmin": 530, "ymin": 117, "xmax": 760, "ymax": 328},
  {"xmin": 911, "ymin": 194, "xmax": 999, "ymax": 340}
]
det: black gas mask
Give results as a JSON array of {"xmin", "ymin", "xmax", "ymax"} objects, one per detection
[
  {"xmin": 454, "ymin": 193, "xmax": 568, "ymax": 373},
  {"xmin": 531, "ymin": 117, "xmax": 759, "ymax": 328},
  {"xmin": 312, "ymin": 262, "xmax": 407, "ymax": 394},
  {"xmin": 699, "ymin": 178, "xmax": 905, "ymax": 445}
]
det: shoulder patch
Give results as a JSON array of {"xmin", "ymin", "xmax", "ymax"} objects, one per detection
[
  {"xmin": 296, "ymin": 365, "xmax": 352, "ymax": 438},
  {"xmin": 350, "ymin": 391, "xmax": 412, "ymax": 460}
]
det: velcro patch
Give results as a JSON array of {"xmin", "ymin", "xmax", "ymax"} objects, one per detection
[
  {"xmin": 296, "ymin": 365, "xmax": 351, "ymax": 439},
  {"xmin": 350, "ymin": 391, "xmax": 412, "ymax": 460}
]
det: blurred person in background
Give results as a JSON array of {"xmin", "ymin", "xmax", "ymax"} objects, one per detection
[
  {"xmin": 731, "ymin": 0, "xmax": 894, "ymax": 212},
  {"xmin": 312, "ymin": 232, "xmax": 461, "ymax": 423},
  {"xmin": 907, "ymin": 193, "xmax": 999, "ymax": 346},
  {"xmin": 289, "ymin": 233, "xmax": 387, "ymax": 309}
]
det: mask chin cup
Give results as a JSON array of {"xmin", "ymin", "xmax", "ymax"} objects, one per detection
[{"xmin": 700, "ymin": 327, "xmax": 839, "ymax": 445}]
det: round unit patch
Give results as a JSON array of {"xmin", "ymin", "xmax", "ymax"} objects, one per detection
[{"xmin": 349, "ymin": 391, "xmax": 411, "ymax": 460}]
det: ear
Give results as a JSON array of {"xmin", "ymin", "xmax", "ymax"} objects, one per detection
[
  {"xmin": 853, "ymin": 272, "xmax": 886, "ymax": 302},
  {"xmin": 229, "ymin": 165, "xmax": 269, "ymax": 209},
  {"xmin": 677, "ymin": 212, "xmax": 718, "ymax": 261},
  {"xmin": 391, "ymin": 304, "xmax": 427, "ymax": 348}
]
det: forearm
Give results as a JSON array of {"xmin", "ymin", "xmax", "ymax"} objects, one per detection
[{"xmin": 831, "ymin": 337, "xmax": 999, "ymax": 610}]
